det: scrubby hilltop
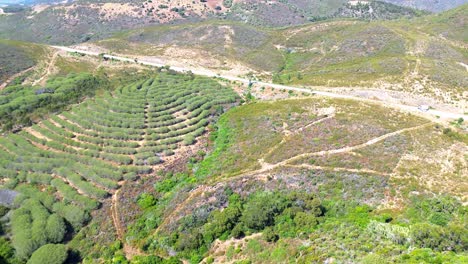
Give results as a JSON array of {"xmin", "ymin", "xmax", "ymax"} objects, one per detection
[
  {"xmin": 0, "ymin": 39, "xmax": 46, "ymax": 85},
  {"xmin": 383, "ymin": 0, "xmax": 468, "ymax": 12},
  {"xmin": 0, "ymin": 0, "xmax": 428, "ymax": 44}
]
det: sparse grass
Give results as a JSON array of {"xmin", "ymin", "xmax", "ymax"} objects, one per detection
[
  {"xmin": 393, "ymin": 125, "xmax": 468, "ymax": 201},
  {"xmin": 292, "ymin": 133, "xmax": 409, "ymax": 173},
  {"xmin": 53, "ymin": 56, "xmax": 96, "ymax": 76},
  {"xmin": 198, "ymin": 97, "xmax": 428, "ymax": 178},
  {"xmin": 196, "ymin": 101, "xmax": 287, "ymax": 178}
]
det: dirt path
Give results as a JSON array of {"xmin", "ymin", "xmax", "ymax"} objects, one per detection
[
  {"xmin": 111, "ymin": 188, "xmax": 143, "ymax": 259},
  {"xmin": 263, "ymin": 114, "xmax": 336, "ymax": 161},
  {"xmin": 0, "ymin": 66, "xmax": 35, "ymax": 90},
  {"xmin": 294, "ymin": 114, "xmax": 335, "ymax": 133},
  {"xmin": 33, "ymin": 51, "xmax": 59, "ymax": 86},
  {"xmin": 268, "ymin": 123, "xmax": 432, "ymax": 169},
  {"xmin": 157, "ymin": 122, "xmax": 432, "ymax": 228},
  {"xmin": 111, "ymin": 189, "xmax": 124, "ymax": 239},
  {"xmin": 284, "ymin": 164, "xmax": 391, "ymax": 177}
]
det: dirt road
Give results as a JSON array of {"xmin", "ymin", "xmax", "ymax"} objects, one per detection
[{"xmin": 52, "ymin": 46, "xmax": 467, "ymax": 123}]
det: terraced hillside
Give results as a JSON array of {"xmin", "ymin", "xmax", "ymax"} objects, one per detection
[{"xmin": 0, "ymin": 72, "xmax": 239, "ymax": 262}]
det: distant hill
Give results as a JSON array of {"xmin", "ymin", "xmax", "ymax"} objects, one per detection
[
  {"xmin": 382, "ymin": 0, "xmax": 468, "ymax": 12},
  {"xmin": 0, "ymin": 0, "xmax": 64, "ymax": 4},
  {"xmin": 0, "ymin": 0, "xmax": 427, "ymax": 45}
]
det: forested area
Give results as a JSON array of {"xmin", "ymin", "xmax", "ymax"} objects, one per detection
[{"xmin": 0, "ymin": 72, "xmax": 239, "ymax": 263}]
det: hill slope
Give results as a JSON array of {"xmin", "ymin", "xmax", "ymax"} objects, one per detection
[
  {"xmin": 0, "ymin": 0, "xmax": 427, "ymax": 45},
  {"xmin": 91, "ymin": 5, "xmax": 467, "ymax": 109},
  {"xmin": 0, "ymin": 39, "xmax": 47, "ymax": 85},
  {"xmin": 383, "ymin": 0, "xmax": 468, "ymax": 12},
  {"xmin": 118, "ymin": 95, "xmax": 467, "ymax": 263}
]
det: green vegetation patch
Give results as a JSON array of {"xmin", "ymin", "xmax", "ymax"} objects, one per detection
[
  {"xmin": 0, "ymin": 71, "xmax": 239, "ymax": 263},
  {"xmin": 0, "ymin": 73, "xmax": 108, "ymax": 131}
]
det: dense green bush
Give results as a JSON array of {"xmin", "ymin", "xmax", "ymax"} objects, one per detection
[
  {"xmin": 9, "ymin": 199, "xmax": 69, "ymax": 261},
  {"xmin": 143, "ymin": 190, "xmax": 324, "ymax": 259},
  {"xmin": 138, "ymin": 193, "xmax": 157, "ymax": 209},
  {"xmin": 410, "ymin": 223, "xmax": 466, "ymax": 252},
  {"xmin": 262, "ymin": 227, "xmax": 279, "ymax": 242},
  {"xmin": 52, "ymin": 202, "xmax": 90, "ymax": 231},
  {"xmin": 45, "ymin": 214, "xmax": 66, "ymax": 243},
  {"xmin": 0, "ymin": 237, "xmax": 16, "ymax": 263},
  {"xmin": 241, "ymin": 192, "xmax": 288, "ymax": 230},
  {"xmin": 27, "ymin": 244, "xmax": 68, "ymax": 264}
]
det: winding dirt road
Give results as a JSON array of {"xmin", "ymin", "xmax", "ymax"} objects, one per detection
[{"xmin": 51, "ymin": 46, "xmax": 467, "ymax": 123}]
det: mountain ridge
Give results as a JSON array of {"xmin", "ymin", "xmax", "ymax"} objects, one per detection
[{"xmin": 0, "ymin": 0, "xmax": 431, "ymax": 45}]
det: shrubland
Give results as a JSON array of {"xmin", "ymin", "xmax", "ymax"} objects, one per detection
[
  {"xmin": 0, "ymin": 5, "xmax": 466, "ymax": 262},
  {"xmin": 0, "ymin": 0, "xmax": 428, "ymax": 45},
  {"xmin": 121, "ymin": 96, "xmax": 466, "ymax": 263}
]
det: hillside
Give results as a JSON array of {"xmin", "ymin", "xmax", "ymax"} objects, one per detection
[
  {"xmin": 0, "ymin": 39, "xmax": 47, "ymax": 85},
  {"xmin": 0, "ymin": 1, "xmax": 466, "ymax": 264},
  {"xmin": 90, "ymin": 5, "xmax": 467, "ymax": 110},
  {"xmin": 120, "ymin": 96, "xmax": 466, "ymax": 263},
  {"xmin": 0, "ymin": 71, "xmax": 240, "ymax": 263},
  {"xmin": 0, "ymin": 0, "xmax": 427, "ymax": 45},
  {"xmin": 0, "ymin": 37, "xmax": 161, "ymax": 93},
  {"xmin": 1, "ymin": 67, "xmax": 465, "ymax": 263},
  {"xmin": 383, "ymin": 0, "xmax": 468, "ymax": 12}
]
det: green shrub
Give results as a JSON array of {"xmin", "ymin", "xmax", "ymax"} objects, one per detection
[
  {"xmin": 182, "ymin": 135, "xmax": 196, "ymax": 146},
  {"xmin": 137, "ymin": 193, "xmax": 157, "ymax": 209},
  {"xmin": 409, "ymin": 223, "xmax": 467, "ymax": 252},
  {"xmin": 52, "ymin": 202, "xmax": 90, "ymax": 231},
  {"xmin": 294, "ymin": 212, "xmax": 318, "ymax": 232},
  {"xmin": 240, "ymin": 192, "xmax": 287, "ymax": 231},
  {"xmin": 45, "ymin": 214, "xmax": 66, "ymax": 243},
  {"xmin": 262, "ymin": 227, "xmax": 279, "ymax": 242},
  {"xmin": 27, "ymin": 244, "xmax": 68, "ymax": 264},
  {"xmin": 0, "ymin": 237, "xmax": 15, "ymax": 263},
  {"xmin": 231, "ymin": 224, "xmax": 245, "ymax": 239},
  {"xmin": 0, "ymin": 206, "xmax": 9, "ymax": 218}
]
